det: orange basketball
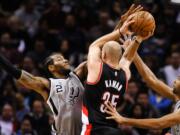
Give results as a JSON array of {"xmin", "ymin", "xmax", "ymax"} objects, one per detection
[{"xmin": 129, "ymin": 11, "xmax": 155, "ymax": 37}]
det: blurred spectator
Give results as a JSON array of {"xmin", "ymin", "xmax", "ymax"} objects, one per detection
[
  {"xmin": 147, "ymin": 129, "xmax": 162, "ymax": 135},
  {"xmin": 14, "ymin": 0, "xmax": 41, "ymax": 36},
  {"xmin": 161, "ymin": 51, "xmax": 180, "ymax": 87},
  {"xmin": 27, "ymin": 38, "xmax": 50, "ymax": 68},
  {"xmin": 15, "ymin": 93, "xmax": 30, "ymax": 123},
  {"xmin": 0, "ymin": 104, "xmax": 15, "ymax": 135},
  {"xmin": 136, "ymin": 90, "xmax": 160, "ymax": 118},
  {"xmin": 90, "ymin": 10, "xmax": 113, "ymax": 40},
  {"xmin": 0, "ymin": 76, "xmax": 17, "ymax": 107},
  {"xmin": 149, "ymin": 91, "xmax": 172, "ymax": 115},
  {"xmin": 21, "ymin": 56, "xmax": 39, "ymax": 75},
  {"xmin": 59, "ymin": 14, "xmax": 86, "ymax": 52},
  {"xmin": 16, "ymin": 116, "xmax": 38, "ymax": 135},
  {"xmin": 129, "ymin": 104, "xmax": 147, "ymax": 135},
  {"xmin": 120, "ymin": 125, "xmax": 140, "ymax": 135},
  {"xmin": 58, "ymin": 39, "xmax": 70, "ymax": 59},
  {"xmin": 7, "ymin": 16, "xmax": 31, "ymax": 52},
  {"xmin": 29, "ymin": 100, "xmax": 51, "ymax": 135},
  {"xmin": 41, "ymin": 1, "xmax": 65, "ymax": 33},
  {"xmin": 127, "ymin": 79, "xmax": 140, "ymax": 100}
]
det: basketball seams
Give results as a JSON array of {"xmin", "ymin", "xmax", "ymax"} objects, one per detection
[{"xmin": 129, "ymin": 11, "xmax": 155, "ymax": 36}]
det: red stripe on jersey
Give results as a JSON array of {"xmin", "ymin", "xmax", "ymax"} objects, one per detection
[
  {"xmin": 85, "ymin": 124, "xmax": 92, "ymax": 135},
  {"xmin": 86, "ymin": 62, "xmax": 103, "ymax": 85},
  {"xmin": 82, "ymin": 105, "xmax": 88, "ymax": 116}
]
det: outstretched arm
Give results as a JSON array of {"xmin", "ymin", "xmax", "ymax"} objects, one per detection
[
  {"xmin": 87, "ymin": 18, "xmax": 134, "ymax": 83},
  {"xmin": 133, "ymin": 54, "xmax": 176, "ymax": 101},
  {"xmin": 74, "ymin": 61, "xmax": 87, "ymax": 81},
  {"xmin": 105, "ymin": 102, "xmax": 180, "ymax": 129},
  {"xmin": 0, "ymin": 54, "xmax": 49, "ymax": 100}
]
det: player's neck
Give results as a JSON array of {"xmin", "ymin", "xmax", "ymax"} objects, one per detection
[
  {"xmin": 53, "ymin": 72, "xmax": 67, "ymax": 79},
  {"xmin": 105, "ymin": 60, "xmax": 119, "ymax": 69}
]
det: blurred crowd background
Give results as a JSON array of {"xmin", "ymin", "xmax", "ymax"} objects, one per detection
[{"xmin": 0, "ymin": 0, "xmax": 179, "ymax": 135}]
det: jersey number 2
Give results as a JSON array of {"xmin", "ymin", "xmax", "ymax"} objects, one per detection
[{"xmin": 100, "ymin": 92, "xmax": 119, "ymax": 113}]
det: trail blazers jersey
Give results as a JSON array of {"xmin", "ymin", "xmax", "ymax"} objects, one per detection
[
  {"xmin": 47, "ymin": 72, "xmax": 84, "ymax": 135},
  {"xmin": 81, "ymin": 63, "xmax": 128, "ymax": 134}
]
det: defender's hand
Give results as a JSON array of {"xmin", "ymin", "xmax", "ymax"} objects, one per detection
[
  {"xmin": 105, "ymin": 102, "xmax": 125, "ymax": 124},
  {"xmin": 119, "ymin": 16, "xmax": 135, "ymax": 35},
  {"xmin": 115, "ymin": 4, "xmax": 143, "ymax": 30},
  {"xmin": 136, "ymin": 31, "xmax": 154, "ymax": 42}
]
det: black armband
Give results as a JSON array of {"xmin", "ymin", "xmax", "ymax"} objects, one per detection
[{"xmin": 0, "ymin": 54, "xmax": 22, "ymax": 79}]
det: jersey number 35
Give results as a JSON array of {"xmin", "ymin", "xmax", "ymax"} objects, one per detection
[{"xmin": 100, "ymin": 91, "xmax": 119, "ymax": 113}]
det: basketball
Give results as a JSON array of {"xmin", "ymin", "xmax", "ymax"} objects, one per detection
[{"xmin": 129, "ymin": 11, "xmax": 155, "ymax": 37}]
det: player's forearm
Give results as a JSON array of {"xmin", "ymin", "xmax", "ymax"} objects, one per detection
[
  {"xmin": 121, "ymin": 117, "xmax": 164, "ymax": 130},
  {"xmin": 134, "ymin": 54, "xmax": 156, "ymax": 81},
  {"xmin": 0, "ymin": 54, "xmax": 22, "ymax": 79},
  {"xmin": 90, "ymin": 30, "xmax": 120, "ymax": 48},
  {"xmin": 134, "ymin": 54, "xmax": 176, "ymax": 101},
  {"xmin": 123, "ymin": 37, "xmax": 142, "ymax": 62}
]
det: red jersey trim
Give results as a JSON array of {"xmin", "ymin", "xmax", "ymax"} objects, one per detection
[
  {"xmin": 85, "ymin": 124, "xmax": 92, "ymax": 135},
  {"xmin": 86, "ymin": 62, "xmax": 103, "ymax": 85}
]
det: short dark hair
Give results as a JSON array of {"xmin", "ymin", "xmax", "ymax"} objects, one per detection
[{"xmin": 43, "ymin": 53, "xmax": 62, "ymax": 78}]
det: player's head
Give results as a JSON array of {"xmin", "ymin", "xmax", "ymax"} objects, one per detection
[
  {"xmin": 173, "ymin": 76, "xmax": 180, "ymax": 96},
  {"xmin": 102, "ymin": 41, "xmax": 122, "ymax": 64},
  {"xmin": 44, "ymin": 53, "xmax": 71, "ymax": 77}
]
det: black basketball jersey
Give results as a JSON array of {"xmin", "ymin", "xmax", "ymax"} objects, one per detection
[{"xmin": 82, "ymin": 63, "xmax": 128, "ymax": 127}]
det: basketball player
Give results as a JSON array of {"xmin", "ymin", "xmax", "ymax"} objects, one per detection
[
  {"xmin": 81, "ymin": 12, "xmax": 153, "ymax": 134},
  {"xmin": 0, "ymin": 53, "xmax": 86, "ymax": 135},
  {"xmin": 105, "ymin": 35, "xmax": 180, "ymax": 135},
  {"xmin": 0, "ymin": 4, "xmax": 144, "ymax": 135}
]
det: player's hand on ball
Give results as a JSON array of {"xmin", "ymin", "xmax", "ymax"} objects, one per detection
[
  {"xmin": 119, "ymin": 34, "xmax": 133, "ymax": 50},
  {"xmin": 119, "ymin": 16, "xmax": 135, "ymax": 35},
  {"xmin": 121, "ymin": 4, "xmax": 143, "ymax": 24},
  {"xmin": 114, "ymin": 4, "xmax": 143, "ymax": 31},
  {"xmin": 136, "ymin": 30, "xmax": 154, "ymax": 42},
  {"xmin": 105, "ymin": 102, "xmax": 125, "ymax": 124}
]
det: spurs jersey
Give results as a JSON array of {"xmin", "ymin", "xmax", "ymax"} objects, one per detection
[
  {"xmin": 171, "ymin": 100, "xmax": 180, "ymax": 135},
  {"xmin": 81, "ymin": 63, "xmax": 128, "ymax": 135},
  {"xmin": 47, "ymin": 72, "xmax": 84, "ymax": 135}
]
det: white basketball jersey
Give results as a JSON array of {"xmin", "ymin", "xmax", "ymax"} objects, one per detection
[
  {"xmin": 171, "ymin": 100, "xmax": 180, "ymax": 135},
  {"xmin": 47, "ymin": 72, "xmax": 84, "ymax": 135}
]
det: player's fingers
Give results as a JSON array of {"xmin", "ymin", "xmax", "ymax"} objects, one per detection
[
  {"xmin": 105, "ymin": 102, "xmax": 114, "ymax": 112},
  {"xmin": 126, "ymin": 20, "xmax": 135, "ymax": 27},
  {"xmin": 132, "ymin": 5, "xmax": 143, "ymax": 13},
  {"xmin": 128, "ymin": 4, "xmax": 135, "ymax": 12},
  {"xmin": 106, "ymin": 116, "xmax": 115, "ymax": 120},
  {"xmin": 119, "ymin": 38, "xmax": 125, "ymax": 44},
  {"xmin": 104, "ymin": 109, "xmax": 114, "ymax": 116},
  {"xmin": 107, "ymin": 102, "xmax": 116, "ymax": 111},
  {"xmin": 124, "ymin": 34, "xmax": 128, "ymax": 40}
]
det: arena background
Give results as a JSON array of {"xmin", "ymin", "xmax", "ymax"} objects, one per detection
[{"xmin": 0, "ymin": 0, "xmax": 179, "ymax": 135}]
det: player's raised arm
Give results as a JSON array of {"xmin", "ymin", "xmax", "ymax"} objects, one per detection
[
  {"xmin": 74, "ymin": 61, "xmax": 87, "ymax": 81},
  {"xmin": 133, "ymin": 54, "xmax": 177, "ymax": 101},
  {"xmin": 0, "ymin": 54, "xmax": 49, "ymax": 100},
  {"xmin": 114, "ymin": 4, "xmax": 143, "ymax": 31},
  {"xmin": 105, "ymin": 102, "xmax": 180, "ymax": 129},
  {"xmin": 87, "ymin": 18, "xmax": 134, "ymax": 83},
  {"xmin": 118, "ymin": 31, "xmax": 152, "ymax": 80}
]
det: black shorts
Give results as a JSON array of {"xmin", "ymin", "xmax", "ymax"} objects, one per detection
[{"xmin": 81, "ymin": 125, "xmax": 124, "ymax": 135}]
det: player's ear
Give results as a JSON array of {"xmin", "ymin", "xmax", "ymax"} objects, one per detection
[{"xmin": 48, "ymin": 65, "xmax": 55, "ymax": 72}]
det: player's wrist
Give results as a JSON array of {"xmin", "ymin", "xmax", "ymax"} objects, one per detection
[{"xmin": 135, "ymin": 36, "xmax": 143, "ymax": 44}]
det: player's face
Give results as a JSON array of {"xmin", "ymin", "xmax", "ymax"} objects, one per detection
[
  {"xmin": 173, "ymin": 76, "xmax": 180, "ymax": 95},
  {"xmin": 51, "ymin": 54, "xmax": 71, "ymax": 72}
]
